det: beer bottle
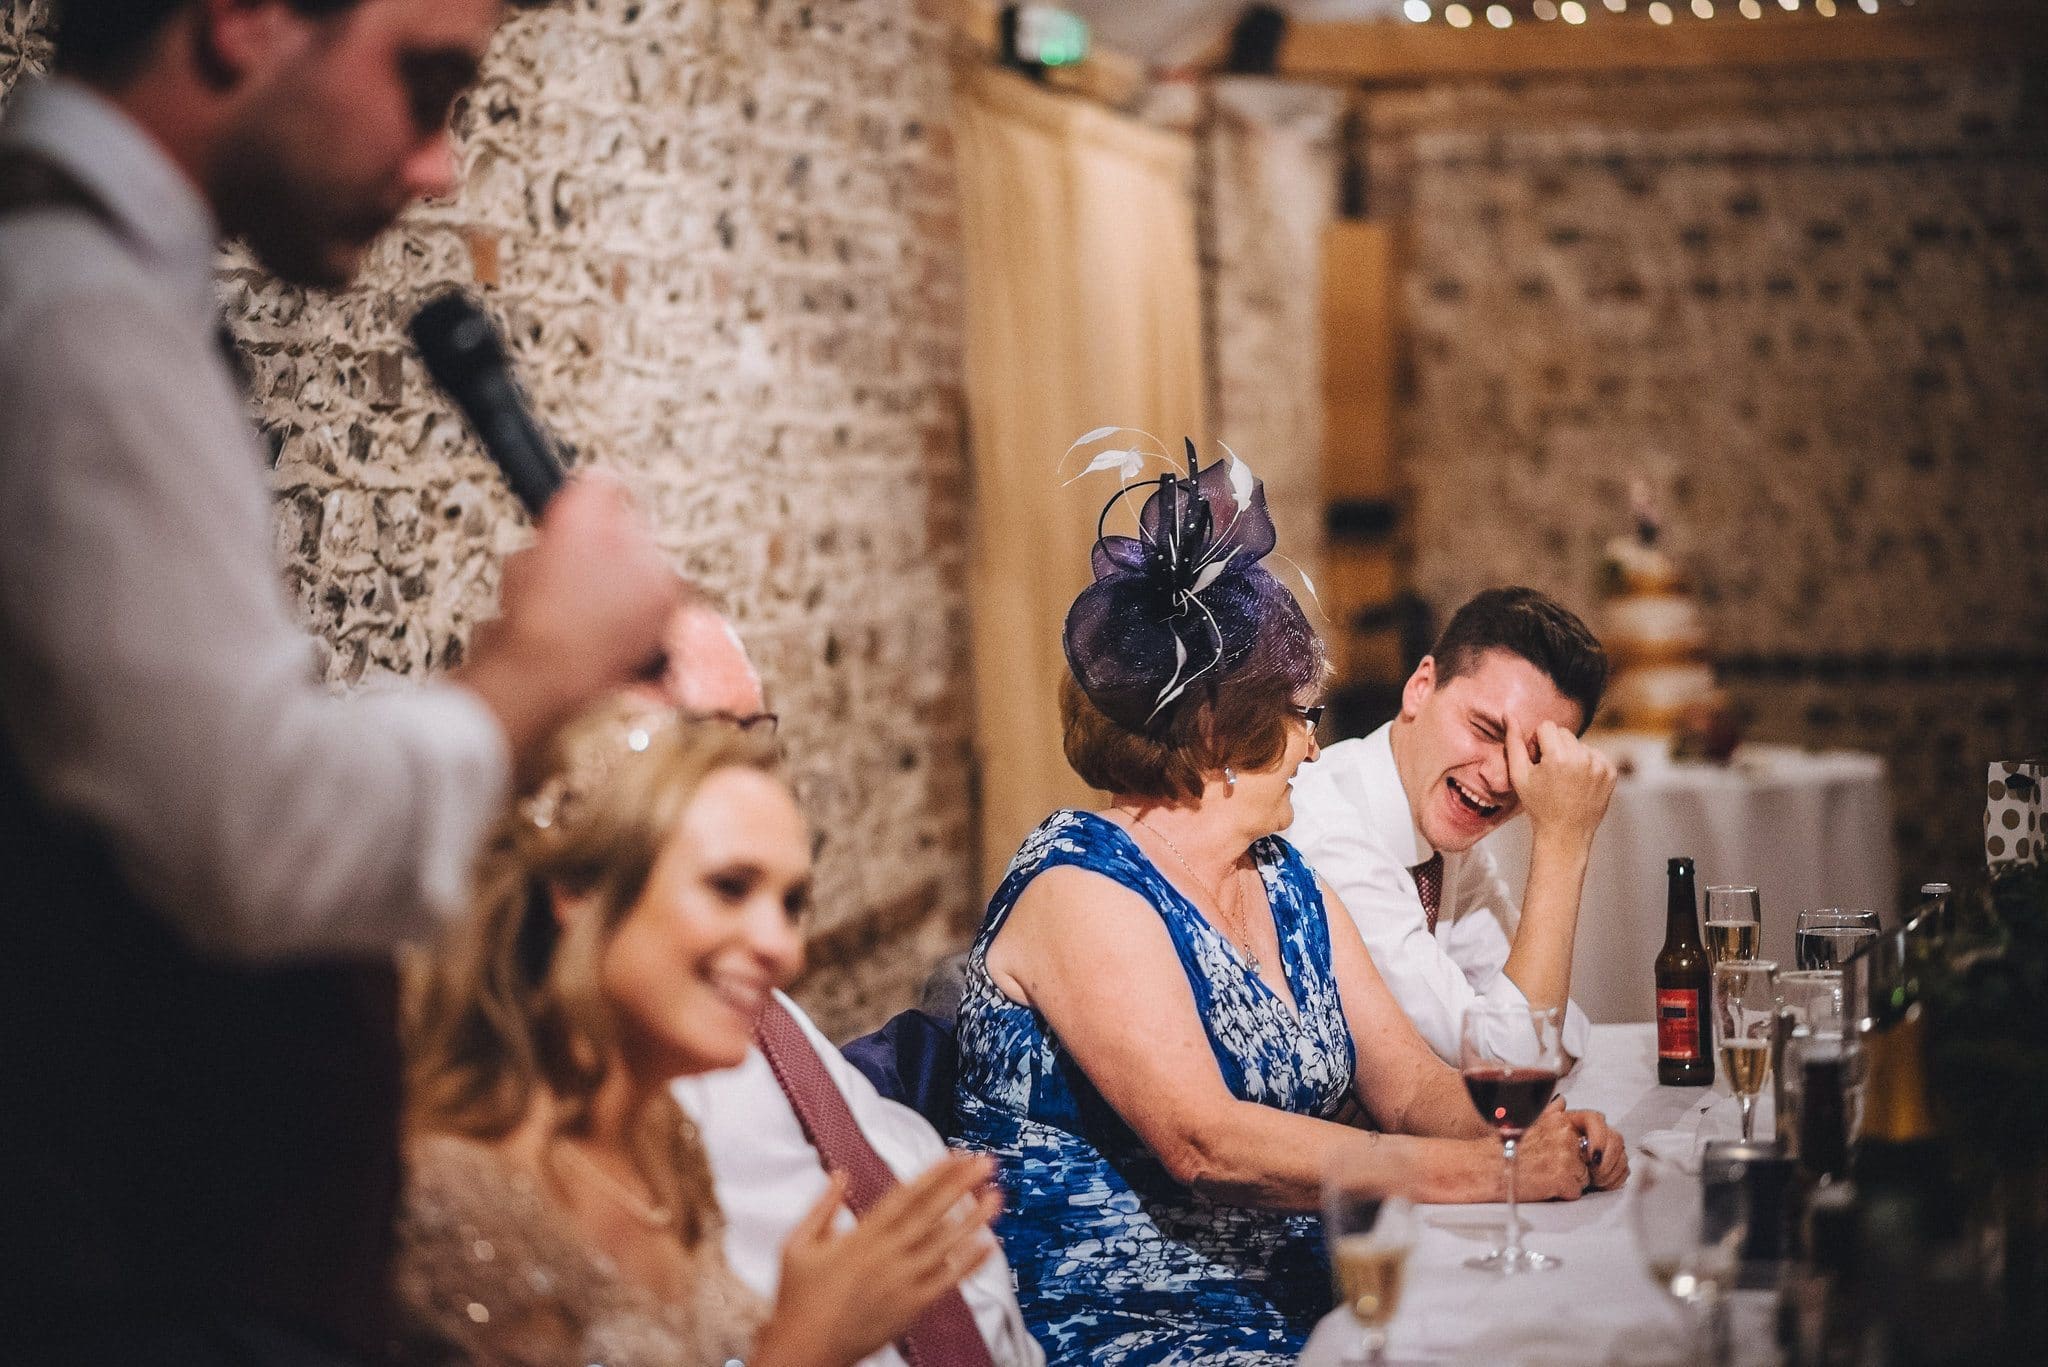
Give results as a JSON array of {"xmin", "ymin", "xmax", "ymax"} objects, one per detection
[{"xmin": 1656, "ymin": 856, "xmax": 1714, "ymax": 1086}]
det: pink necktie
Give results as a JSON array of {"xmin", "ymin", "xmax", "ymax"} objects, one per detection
[
  {"xmin": 1412, "ymin": 853, "xmax": 1445, "ymax": 935},
  {"xmin": 754, "ymin": 998, "xmax": 996, "ymax": 1367}
]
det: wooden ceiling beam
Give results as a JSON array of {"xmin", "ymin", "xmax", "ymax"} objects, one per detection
[{"xmin": 1277, "ymin": 8, "xmax": 2048, "ymax": 84}]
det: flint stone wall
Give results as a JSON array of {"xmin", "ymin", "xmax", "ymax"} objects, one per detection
[
  {"xmin": 1360, "ymin": 62, "xmax": 2048, "ymax": 898},
  {"xmin": 2, "ymin": 0, "xmax": 976, "ymax": 1037},
  {"xmin": 1198, "ymin": 78, "xmax": 1347, "ymax": 591}
]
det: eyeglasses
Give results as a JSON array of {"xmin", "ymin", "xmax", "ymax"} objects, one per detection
[
  {"xmin": 687, "ymin": 710, "xmax": 779, "ymax": 735},
  {"xmin": 1294, "ymin": 705, "xmax": 1326, "ymax": 731}
]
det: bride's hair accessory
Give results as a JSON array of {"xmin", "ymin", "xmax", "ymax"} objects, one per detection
[
  {"xmin": 1062, "ymin": 433, "xmax": 1322, "ymax": 734},
  {"xmin": 520, "ymin": 705, "xmax": 681, "ymax": 833}
]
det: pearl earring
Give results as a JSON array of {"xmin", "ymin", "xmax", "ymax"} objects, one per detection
[{"xmin": 1224, "ymin": 767, "xmax": 1237, "ymax": 792}]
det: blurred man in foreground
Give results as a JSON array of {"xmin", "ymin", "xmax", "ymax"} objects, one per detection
[{"xmin": 0, "ymin": 1, "xmax": 675, "ymax": 1360}]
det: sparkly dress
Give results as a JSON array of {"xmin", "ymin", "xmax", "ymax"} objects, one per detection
[
  {"xmin": 395, "ymin": 1132, "xmax": 764, "ymax": 1366},
  {"xmin": 954, "ymin": 811, "xmax": 1358, "ymax": 1366}
]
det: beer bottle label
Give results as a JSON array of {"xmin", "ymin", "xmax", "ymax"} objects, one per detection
[{"xmin": 1656, "ymin": 987, "xmax": 1702, "ymax": 1060}]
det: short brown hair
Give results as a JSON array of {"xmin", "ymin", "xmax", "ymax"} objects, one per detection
[
  {"xmin": 1061, "ymin": 670, "xmax": 1311, "ymax": 801},
  {"xmin": 1432, "ymin": 587, "xmax": 1608, "ymax": 732}
]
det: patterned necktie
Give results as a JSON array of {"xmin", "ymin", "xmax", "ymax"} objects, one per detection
[
  {"xmin": 754, "ymin": 997, "xmax": 996, "ymax": 1367},
  {"xmin": 1412, "ymin": 852, "xmax": 1446, "ymax": 935}
]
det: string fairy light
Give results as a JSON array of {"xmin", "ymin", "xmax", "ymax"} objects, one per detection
[{"xmin": 1408, "ymin": 0, "xmax": 1896, "ymax": 26}]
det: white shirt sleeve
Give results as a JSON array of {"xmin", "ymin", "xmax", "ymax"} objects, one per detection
[
  {"xmin": 0, "ymin": 282, "xmax": 508, "ymax": 963},
  {"xmin": 674, "ymin": 995, "xmax": 1044, "ymax": 1367},
  {"xmin": 1442, "ymin": 838, "xmax": 1594, "ymax": 1063}
]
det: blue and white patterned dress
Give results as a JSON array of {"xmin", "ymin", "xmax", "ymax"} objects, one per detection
[{"xmin": 954, "ymin": 810, "xmax": 1357, "ymax": 1366}]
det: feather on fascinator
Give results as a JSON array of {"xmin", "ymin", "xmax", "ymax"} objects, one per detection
[{"xmin": 1062, "ymin": 435, "xmax": 1323, "ymax": 734}]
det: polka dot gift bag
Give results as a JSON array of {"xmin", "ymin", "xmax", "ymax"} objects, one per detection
[{"xmin": 1985, "ymin": 761, "xmax": 2046, "ymax": 870}]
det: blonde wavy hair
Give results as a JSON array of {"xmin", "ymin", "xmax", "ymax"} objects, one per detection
[{"xmin": 405, "ymin": 698, "xmax": 785, "ymax": 1244}]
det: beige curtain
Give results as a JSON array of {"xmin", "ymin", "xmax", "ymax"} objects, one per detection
[{"xmin": 953, "ymin": 65, "xmax": 1208, "ymax": 891}]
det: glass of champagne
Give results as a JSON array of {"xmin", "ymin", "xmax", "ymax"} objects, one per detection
[
  {"xmin": 1703, "ymin": 885, "xmax": 1761, "ymax": 964},
  {"xmin": 1632, "ymin": 1150, "xmax": 1745, "ymax": 1364},
  {"xmin": 1459, "ymin": 1002, "xmax": 1567, "ymax": 1274},
  {"xmin": 1322, "ymin": 1151, "xmax": 1418, "ymax": 1367},
  {"xmin": 1795, "ymin": 908, "xmax": 1878, "ymax": 970},
  {"xmin": 1714, "ymin": 960, "xmax": 1778, "ymax": 1142}
]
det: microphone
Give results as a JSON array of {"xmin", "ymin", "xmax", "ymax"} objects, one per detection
[
  {"xmin": 408, "ymin": 291, "xmax": 672, "ymax": 686},
  {"xmin": 409, "ymin": 291, "xmax": 566, "ymax": 516}
]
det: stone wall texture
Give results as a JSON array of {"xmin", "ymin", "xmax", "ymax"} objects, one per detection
[
  {"xmin": 1198, "ymin": 78, "xmax": 1347, "ymax": 591},
  {"xmin": 2, "ymin": 0, "xmax": 976, "ymax": 1038},
  {"xmin": 1361, "ymin": 62, "xmax": 2048, "ymax": 899}
]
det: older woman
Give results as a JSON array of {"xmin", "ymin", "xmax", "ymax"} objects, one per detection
[
  {"xmin": 953, "ymin": 446, "xmax": 1628, "ymax": 1365},
  {"xmin": 400, "ymin": 705, "xmax": 1003, "ymax": 1367}
]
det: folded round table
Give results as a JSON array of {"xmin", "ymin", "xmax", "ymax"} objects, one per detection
[{"xmin": 1481, "ymin": 735, "xmax": 1896, "ymax": 1024}]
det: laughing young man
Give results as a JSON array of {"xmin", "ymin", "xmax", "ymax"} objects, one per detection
[{"xmin": 1285, "ymin": 588, "xmax": 1617, "ymax": 1066}]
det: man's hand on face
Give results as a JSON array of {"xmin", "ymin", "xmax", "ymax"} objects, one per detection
[{"xmin": 1504, "ymin": 715, "xmax": 1617, "ymax": 851}]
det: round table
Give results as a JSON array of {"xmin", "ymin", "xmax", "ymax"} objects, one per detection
[{"xmin": 1481, "ymin": 734, "xmax": 1895, "ymax": 1024}]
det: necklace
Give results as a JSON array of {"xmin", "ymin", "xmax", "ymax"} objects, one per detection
[
  {"xmin": 549, "ymin": 1139, "xmax": 675, "ymax": 1229},
  {"xmin": 1122, "ymin": 809, "xmax": 1262, "ymax": 973}
]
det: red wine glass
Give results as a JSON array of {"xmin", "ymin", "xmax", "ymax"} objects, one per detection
[{"xmin": 1459, "ymin": 1002, "xmax": 1567, "ymax": 1274}]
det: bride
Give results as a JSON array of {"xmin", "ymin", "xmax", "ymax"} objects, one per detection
[{"xmin": 398, "ymin": 702, "xmax": 1002, "ymax": 1365}]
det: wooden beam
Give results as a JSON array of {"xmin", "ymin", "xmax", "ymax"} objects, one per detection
[{"xmin": 1278, "ymin": 8, "xmax": 2048, "ymax": 84}]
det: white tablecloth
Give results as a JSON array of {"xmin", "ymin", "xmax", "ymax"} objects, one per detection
[
  {"xmin": 1298, "ymin": 1024, "xmax": 1773, "ymax": 1367},
  {"xmin": 1483, "ymin": 735, "xmax": 1895, "ymax": 1024}
]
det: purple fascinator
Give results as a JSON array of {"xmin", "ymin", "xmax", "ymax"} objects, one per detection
[{"xmin": 1063, "ymin": 438, "xmax": 1322, "ymax": 734}]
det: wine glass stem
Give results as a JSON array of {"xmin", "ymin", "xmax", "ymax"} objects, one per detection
[
  {"xmin": 1737, "ymin": 1093, "xmax": 1755, "ymax": 1143},
  {"xmin": 1502, "ymin": 1136, "xmax": 1522, "ymax": 1263}
]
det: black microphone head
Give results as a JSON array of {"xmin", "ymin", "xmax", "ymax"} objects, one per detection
[{"xmin": 409, "ymin": 291, "xmax": 507, "ymax": 392}]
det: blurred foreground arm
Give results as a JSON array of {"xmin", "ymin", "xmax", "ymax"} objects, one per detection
[{"xmin": 0, "ymin": 289, "xmax": 673, "ymax": 962}]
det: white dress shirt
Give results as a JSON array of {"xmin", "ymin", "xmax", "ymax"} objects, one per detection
[
  {"xmin": 672, "ymin": 991, "xmax": 1044, "ymax": 1367},
  {"xmin": 1285, "ymin": 724, "xmax": 1592, "ymax": 1065},
  {"xmin": 0, "ymin": 80, "xmax": 507, "ymax": 962}
]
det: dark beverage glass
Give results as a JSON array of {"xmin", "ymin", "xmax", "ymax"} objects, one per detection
[
  {"xmin": 1459, "ymin": 1003, "xmax": 1567, "ymax": 1274},
  {"xmin": 1796, "ymin": 1043, "xmax": 1850, "ymax": 1181},
  {"xmin": 1463, "ymin": 1068, "xmax": 1560, "ymax": 1135}
]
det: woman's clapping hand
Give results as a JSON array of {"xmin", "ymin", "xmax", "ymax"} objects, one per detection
[{"xmin": 753, "ymin": 1152, "xmax": 1004, "ymax": 1367}]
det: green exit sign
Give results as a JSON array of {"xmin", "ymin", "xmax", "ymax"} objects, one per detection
[{"xmin": 1008, "ymin": 5, "xmax": 1091, "ymax": 69}]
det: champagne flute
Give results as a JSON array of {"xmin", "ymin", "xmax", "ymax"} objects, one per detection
[
  {"xmin": 1795, "ymin": 908, "xmax": 1878, "ymax": 970},
  {"xmin": 1714, "ymin": 960, "xmax": 1778, "ymax": 1142},
  {"xmin": 1703, "ymin": 885, "xmax": 1761, "ymax": 964},
  {"xmin": 1322, "ymin": 1149, "xmax": 1418, "ymax": 1367},
  {"xmin": 1459, "ymin": 1002, "xmax": 1566, "ymax": 1274}
]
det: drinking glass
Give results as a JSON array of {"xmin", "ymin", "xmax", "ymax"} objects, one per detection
[
  {"xmin": 1795, "ymin": 908, "xmax": 1879, "ymax": 970},
  {"xmin": 1322, "ymin": 1151, "xmax": 1418, "ymax": 1367},
  {"xmin": 1632, "ymin": 1150, "xmax": 1746, "ymax": 1366},
  {"xmin": 1713, "ymin": 960, "xmax": 1778, "ymax": 1142},
  {"xmin": 1703, "ymin": 885, "xmax": 1761, "ymax": 964},
  {"xmin": 1459, "ymin": 1003, "xmax": 1566, "ymax": 1273},
  {"xmin": 1777, "ymin": 969, "xmax": 1845, "ymax": 1036}
]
